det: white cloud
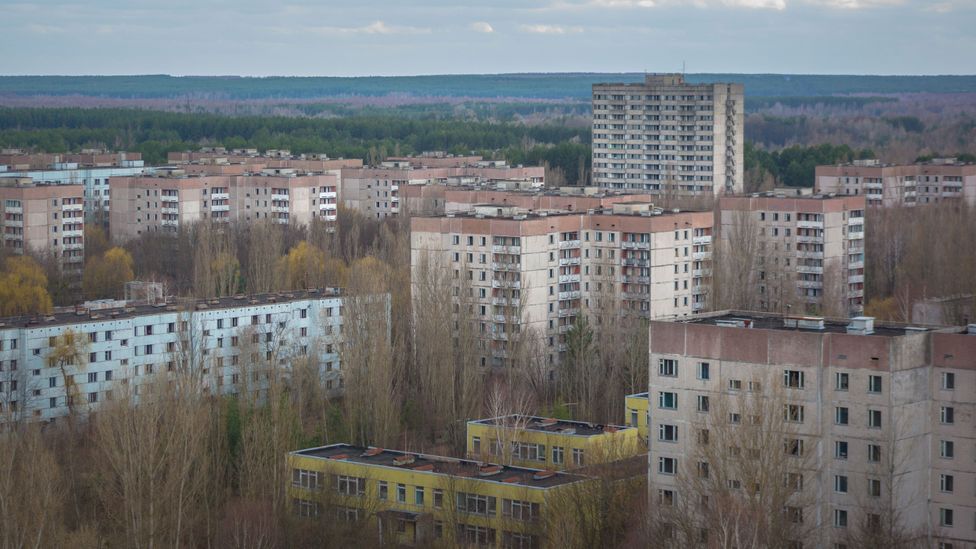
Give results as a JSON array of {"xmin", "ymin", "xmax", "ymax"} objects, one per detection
[
  {"xmin": 519, "ymin": 24, "xmax": 584, "ymax": 34},
  {"xmin": 723, "ymin": 0, "xmax": 785, "ymax": 8},
  {"xmin": 309, "ymin": 20, "xmax": 431, "ymax": 35},
  {"xmin": 470, "ymin": 21, "xmax": 495, "ymax": 33}
]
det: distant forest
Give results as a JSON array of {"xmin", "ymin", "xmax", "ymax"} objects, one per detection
[{"xmin": 2, "ymin": 73, "xmax": 976, "ymax": 100}]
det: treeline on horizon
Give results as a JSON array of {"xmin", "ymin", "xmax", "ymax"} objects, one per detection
[{"xmin": 2, "ymin": 73, "xmax": 976, "ymax": 100}]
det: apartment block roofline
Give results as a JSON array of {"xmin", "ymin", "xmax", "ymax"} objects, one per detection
[
  {"xmin": 468, "ymin": 414, "xmax": 635, "ymax": 437},
  {"xmin": 0, "ymin": 287, "xmax": 344, "ymax": 329},
  {"xmin": 291, "ymin": 443, "xmax": 589, "ymax": 489},
  {"xmin": 679, "ymin": 309, "xmax": 966, "ymax": 337}
]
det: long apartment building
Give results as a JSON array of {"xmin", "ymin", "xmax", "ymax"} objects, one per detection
[
  {"xmin": 342, "ymin": 162, "xmax": 545, "ymax": 219},
  {"xmin": 815, "ymin": 158, "xmax": 976, "ymax": 208},
  {"xmin": 0, "ymin": 288, "xmax": 361, "ymax": 425},
  {"xmin": 410, "ymin": 202, "xmax": 713, "ymax": 369},
  {"xmin": 592, "ymin": 74, "xmax": 744, "ymax": 197},
  {"xmin": 109, "ymin": 169, "xmax": 339, "ymax": 241},
  {"xmin": 401, "ymin": 185, "xmax": 654, "ymax": 217},
  {"xmin": 716, "ymin": 193, "xmax": 866, "ymax": 317},
  {"xmin": 0, "ymin": 149, "xmax": 148, "ymax": 221},
  {"xmin": 647, "ymin": 312, "xmax": 976, "ymax": 548},
  {"xmin": 466, "ymin": 415, "xmax": 641, "ymax": 471},
  {"xmin": 288, "ymin": 443, "xmax": 591, "ymax": 547},
  {"xmin": 0, "ymin": 180, "xmax": 85, "ymax": 274}
]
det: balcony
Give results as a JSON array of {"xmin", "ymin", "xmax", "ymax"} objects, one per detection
[
  {"xmin": 558, "ymin": 290, "xmax": 581, "ymax": 300},
  {"xmin": 849, "ymin": 288, "xmax": 865, "ymax": 297},
  {"xmin": 848, "ymin": 260, "xmax": 864, "ymax": 269},
  {"xmin": 161, "ymin": 206, "xmax": 179, "ymax": 214},
  {"xmin": 161, "ymin": 195, "xmax": 179, "ymax": 202},
  {"xmin": 271, "ymin": 205, "xmax": 290, "ymax": 213},
  {"xmin": 622, "ymin": 258, "xmax": 649, "ymax": 267},
  {"xmin": 795, "ymin": 235, "xmax": 822, "ymax": 244},
  {"xmin": 61, "ymin": 203, "xmax": 83, "ymax": 212},
  {"xmin": 848, "ymin": 231, "xmax": 864, "ymax": 240},
  {"xmin": 864, "ymin": 181, "xmax": 883, "ymax": 190},
  {"xmin": 692, "ymin": 301, "xmax": 705, "ymax": 311},
  {"xmin": 797, "ymin": 220, "xmax": 823, "ymax": 230},
  {"xmin": 63, "ymin": 242, "xmax": 84, "ymax": 251},
  {"xmin": 557, "ymin": 308, "xmax": 579, "ymax": 318},
  {"xmin": 622, "ymin": 241, "xmax": 650, "ymax": 250},
  {"xmin": 492, "ymin": 262, "xmax": 521, "ymax": 272},
  {"xmin": 211, "ymin": 204, "xmax": 230, "ymax": 212},
  {"xmin": 271, "ymin": 193, "xmax": 290, "ymax": 201},
  {"xmin": 491, "ymin": 279, "xmax": 521, "ymax": 290},
  {"xmin": 492, "ymin": 297, "xmax": 520, "ymax": 307},
  {"xmin": 558, "ymin": 257, "xmax": 581, "ymax": 266},
  {"xmin": 161, "ymin": 219, "xmax": 179, "ymax": 227},
  {"xmin": 797, "ymin": 265, "xmax": 824, "ymax": 274},
  {"xmin": 622, "ymin": 292, "xmax": 649, "ymax": 301},
  {"xmin": 558, "ymin": 240, "xmax": 581, "ymax": 249},
  {"xmin": 692, "ymin": 251, "xmax": 709, "ymax": 261},
  {"xmin": 319, "ymin": 191, "xmax": 338, "ymax": 199},
  {"xmin": 848, "ymin": 274, "xmax": 865, "ymax": 284},
  {"xmin": 693, "ymin": 235, "xmax": 712, "ymax": 245},
  {"xmin": 797, "ymin": 280, "xmax": 822, "ymax": 289},
  {"xmin": 692, "ymin": 268, "xmax": 712, "ymax": 277},
  {"xmin": 211, "ymin": 192, "xmax": 229, "ymax": 200},
  {"xmin": 623, "ymin": 275, "xmax": 650, "ymax": 284},
  {"xmin": 558, "ymin": 273, "xmax": 581, "ymax": 284},
  {"xmin": 558, "ymin": 324, "xmax": 573, "ymax": 334},
  {"xmin": 796, "ymin": 251, "xmax": 824, "ymax": 259}
]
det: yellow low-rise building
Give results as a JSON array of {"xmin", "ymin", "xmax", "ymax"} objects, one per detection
[
  {"xmin": 465, "ymin": 415, "xmax": 640, "ymax": 471},
  {"xmin": 287, "ymin": 443, "xmax": 592, "ymax": 547},
  {"xmin": 624, "ymin": 393, "xmax": 649, "ymax": 443}
]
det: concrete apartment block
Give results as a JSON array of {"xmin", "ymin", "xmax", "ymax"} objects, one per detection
[
  {"xmin": 109, "ymin": 170, "xmax": 339, "ymax": 241},
  {"xmin": 0, "ymin": 288, "xmax": 369, "ymax": 424},
  {"xmin": 716, "ymin": 193, "xmax": 866, "ymax": 316},
  {"xmin": 647, "ymin": 313, "xmax": 976, "ymax": 548},
  {"xmin": 815, "ymin": 158, "xmax": 976, "ymax": 208},
  {"xmin": 410, "ymin": 203, "xmax": 713, "ymax": 370},
  {"xmin": 0, "ymin": 180, "xmax": 85, "ymax": 274},
  {"xmin": 592, "ymin": 74, "xmax": 744, "ymax": 197}
]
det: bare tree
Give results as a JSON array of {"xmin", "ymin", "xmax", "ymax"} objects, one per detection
[{"xmin": 712, "ymin": 210, "xmax": 761, "ymax": 311}]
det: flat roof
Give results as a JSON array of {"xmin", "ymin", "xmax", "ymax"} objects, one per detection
[
  {"xmin": 440, "ymin": 206, "xmax": 705, "ymax": 221},
  {"xmin": 292, "ymin": 443, "xmax": 588, "ymax": 489},
  {"xmin": 625, "ymin": 392, "xmax": 648, "ymax": 399},
  {"xmin": 681, "ymin": 312, "xmax": 948, "ymax": 337},
  {"xmin": 0, "ymin": 288, "xmax": 343, "ymax": 329},
  {"xmin": 469, "ymin": 415, "xmax": 633, "ymax": 437}
]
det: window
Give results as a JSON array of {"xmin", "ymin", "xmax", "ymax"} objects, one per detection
[
  {"xmin": 697, "ymin": 362, "xmax": 710, "ymax": 380},
  {"xmin": 728, "ymin": 413, "xmax": 741, "ymax": 424},
  {"xmin": 456, "ymin": 492, "xmax": 496, "ymax": 516},
  {"xmin": 659, "ymin": 424, "xmax": 678, "ymax": 442},
  {"xmin": 939, "ymin": 508, "xmax": 953, "ymax": 527},
  {"xmin": 572, "ymin": 448, "xmax": 585, "ymax": 466},
  {"xmin": 867, "ymin": 478, "xmax": 881, "ymax": 497},
  {"xmin": 784, "ymin": 404, "xmax": 805, "ymax": 423},
  {"xmin": 867, "ymin": 444, "xmax": 881, "ymax": 463},
  {"xmin": 335, "ymin": 475, "xmax": 365, "ymax": 497},
  {"xmin": 696, "ymin": 395, "xmax": 709, "ymax": 412},
  {"xmin": 940, "ymin": 440, "xmax": 954, "ymax": 459},
  {"xmin": 457, "ymin": 524, "xmax": 495, "ymax": 546},
  {"xmin": 88, "ymin": 372, "xmax": 98, "ymax": 383},
  {"xmin": 512, "ymin": 442, "xmax": 545, "ymax": 462},
  {"xmin": 502, "ymin": 498, "xmax": 540, "ymax": 521},
  {"xmin": 697, "ymin": 461, "xmax": 709, "ymax": 478},
  {"xmin": 658, "ymin": 391, "xmax": 677, "ymax": 409},
  {"xmin": 414, "ymin": 487, "xmax": 425, "ymax": 506},
  {"xmin": 292, "ymin": 468, "xmax": 322, "ymax": 490},
  {"xmin": 835, "ymin": 407, "xmax": 849, "ymax": 425},
  {"xmin": 378, "ymin": 481, "xmax": 388, "ymax": 500},
  {"xmin": 941, "ymin": 372, "xmax": 955, "ymax": 390},
  {"xmin": 659, "ymin": 359, "xmax": 677, "ymax": 377},
  {"xmin": 834, "ymin": 509, "xmax": 848, "ymax": 528},
  {"xmin": 834, "ymin": 440, "xmax": 847, "ymax": 459},
  {"xmin": 658, "ymin": 489, "xmax": 675, "ymax": 506},
  {"xmin": 940, "ymin": 406, "xmax": 954, "ymax": 425},
  {"xmin": 784, "ymin": 370, "xmax": 805, "ymax": 389},
  {"xmin": 785, "ymin": 438, "xmax": 804, "ymax": 457},
  {"xmin": 658, "ymin": 456, "xmax": 677, "ymax": 475},
  {"xmin": 552, "ymin": 446, "xmax": 564, "ymax": 464},
  {"xmin": 940, "ymin": 474, "xmax": 954, "ymax": 493},
  {"xmin": 868, "ymin": 375, "xmax": 882, "ymax": 394},
  {"xmin": 786, "ymin": 507, "xmax": 803, "ymax": 524},
  {"xmin": 397, "ymin": 484, "xmax": 407, "ymax": 503},
  {"xmin": 728, "ymin": 379, "xmax": 742, "ymax": 391},
  {"xmin": 472, "ymin": 436, "xmax": 481, "ymax": 454},
  {"xmin": 835, "ymin": 372, "xmax": 849, "ymax": 391},
  {"xmin": 433, "ymin": 489, "xmax": 443, "ymax": 509},
  {"xmin": 834, "ymin": 475, "xmax": 848, "ymax": 493},
  {"xmin": 748, "ymin": 381, "xmax": 762, "ymax": 392},
  {"xmin": 292, "ymin": 498, "xmax": 319, "ymax": 518},
  {"xmin": 868, "ymin": 409, "xmax": 882, "ymax": 428}
]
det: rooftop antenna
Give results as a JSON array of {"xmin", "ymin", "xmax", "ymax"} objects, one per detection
[{"xmin": 682, "ymin": 60, "xmax": 686, "ymax": 76}]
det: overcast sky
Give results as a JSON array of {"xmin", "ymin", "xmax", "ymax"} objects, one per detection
[{"xmin": 2, "ymin": 0, "xmax": 974, "ymax": 76}]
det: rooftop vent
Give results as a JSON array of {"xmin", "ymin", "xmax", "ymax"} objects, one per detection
[
  {"xmin": 479, "ymin": 465, "xmax": 502, "ymax": 477},
  {"xmin": 559, "ymin": 427, "xmax": 577, "ymax": 435},
  {"xmin": 362, "ymin": 448, "xmax": 384, "ymax": 457},
  {"xmin": 716, "ymin": 318, "xmax": 753, "ymax": 328},
  {"xmin": 847, "ymin": 316, "xmax": 875, "ymax": 335},
  {"xmin": 393, "ymin": 455, "xmax": 416, "ymax": 466},
  {"xmin": 532, "ymin": 470, "xmax": 556, "ymax": 481},
  {"xmin": 783, "ymin": 316, "xmax": 824, "ymax": 331}
]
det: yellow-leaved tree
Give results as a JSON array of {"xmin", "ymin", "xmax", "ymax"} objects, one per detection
[
  {"xmin": 0, "ymin": 256, "xmax": 53, "ymax": 316},
  {"xmin": 83, "ymin": 247, "xmax": 135, "ymax": 299},
  {"xmin": 276, "ymin": 241, "xmax": 326, "ymax": 290}
]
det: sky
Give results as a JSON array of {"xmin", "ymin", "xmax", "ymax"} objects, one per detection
[{"xmin": 2, "ymin": 0, "xmax": 974, "ymax": 76}]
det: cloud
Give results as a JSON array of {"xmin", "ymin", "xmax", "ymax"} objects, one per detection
[
  {"xmin": 804, "ymin": 0, "xmax": 903, "ymax": 7},
  {"xmin": 310, "ymin": 20, "xmax": 431, "ymax": 35},
  {"xmin": 519, "ymin": 24, "xmax": 584, "ymax": 34},
  {"xmin": 723, "ymin": 0, "xmax": 785, "ymax": 8},
  {"xmin": 470, "ymin": 21, "xmax": 495, "ymax": 33}
]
